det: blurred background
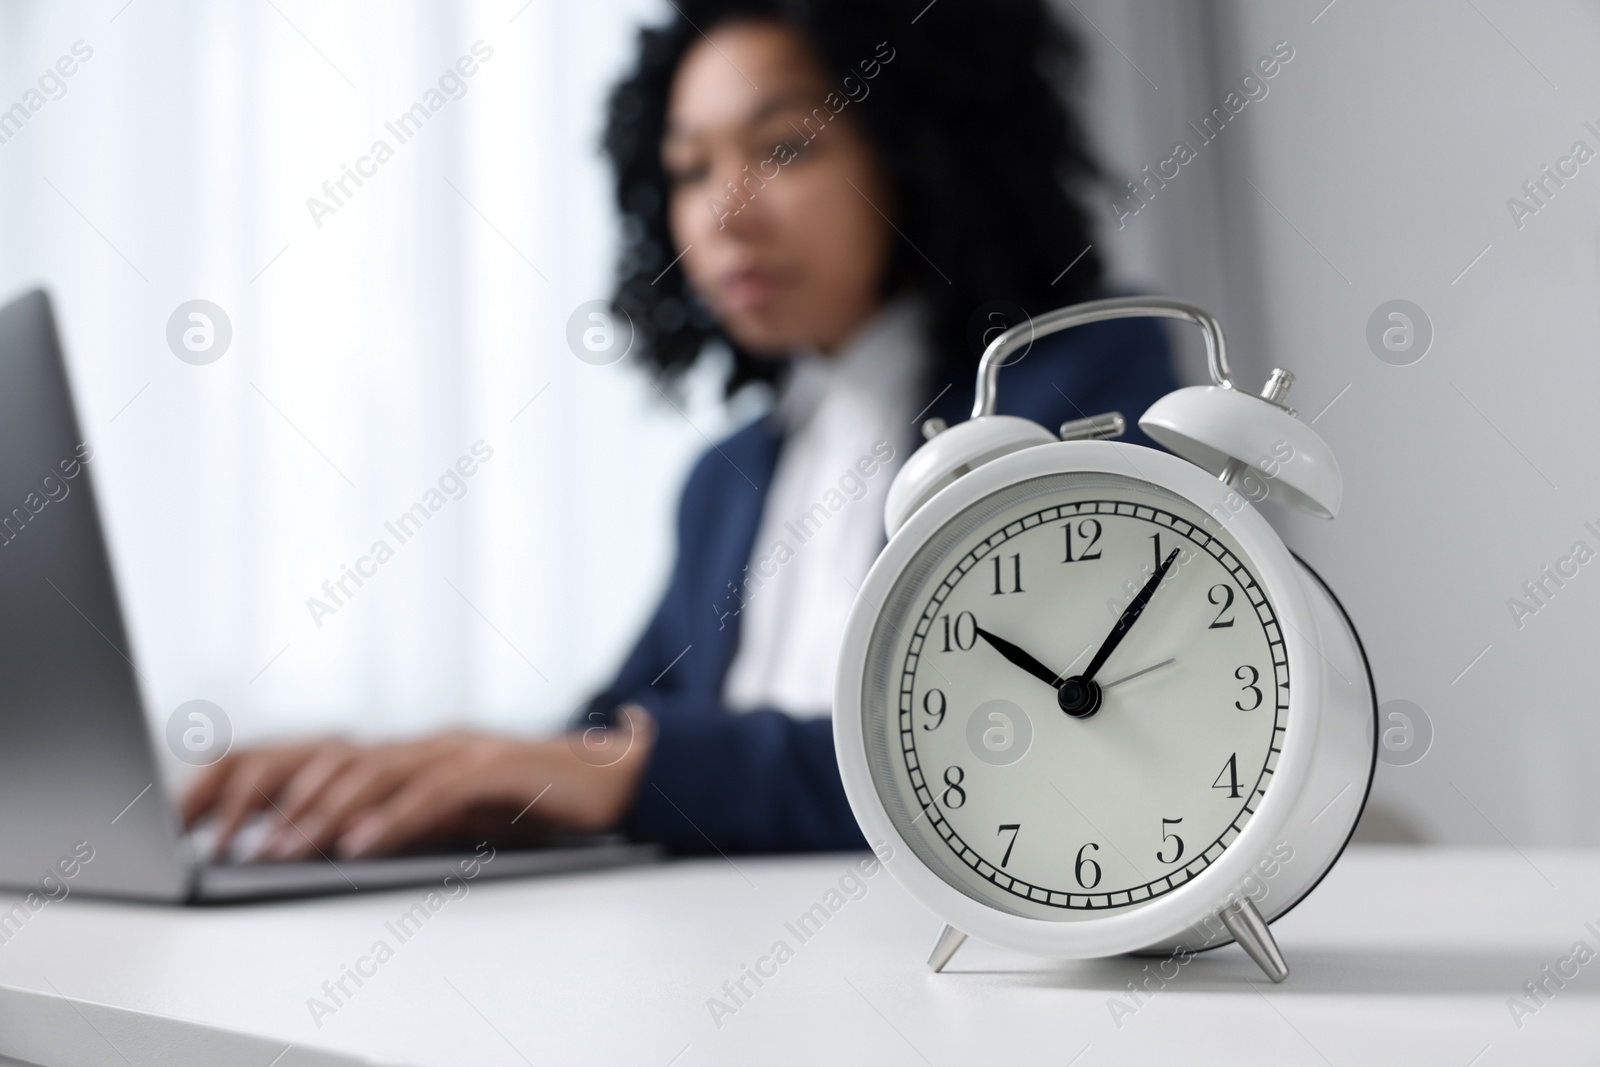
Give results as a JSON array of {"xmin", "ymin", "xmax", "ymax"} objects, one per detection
[{"xmin": 0, "ymin": 0, "xmax": 1595, "ymax": 846}]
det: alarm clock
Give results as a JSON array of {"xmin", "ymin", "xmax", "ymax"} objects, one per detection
[{"xmin": 833, "ymin": 297, "xmax": 1375, "ymax": 982}]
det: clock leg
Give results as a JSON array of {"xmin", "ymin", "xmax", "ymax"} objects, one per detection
[
  {"xmin": 1218, "ymin": 898, "xmax": 1290, "ymax": 983},
  {"xmin": 926, "ymin": 924, "xmax": 967, "ymax": 972}
]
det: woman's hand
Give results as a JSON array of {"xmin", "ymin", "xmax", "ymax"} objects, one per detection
[{"xmin": 181, "ymin": 706, "xmax": 654, "ymax": 860}]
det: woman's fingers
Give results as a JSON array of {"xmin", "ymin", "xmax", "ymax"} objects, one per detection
[
  {"xmin": 273, "ymin": 741, "xmax": 361, "ymax": 823},
  {"xmin": 207, "ymin": 745, "xmax": 322, "ymax": 851},
  {"xmin": 335, "ymin": 767, "xmax": 468, "ymax": 859},
  {"xmin": 180, "ymin": 752, "xmax": 239, "ymax": 827},
  {"xmin": 336, "ymin": 745, "xmax": 534, "ymax": 858},
  {"xmin": 181, "ymin": 730, "xmax": 638, "ymax": 862},
  {"xmin": 332, "ymin": 718, "xmax": 656, "ymax": 856},
  {"xmin": 263, "ymin": 748, "xmax": 417, "ymax": 859}
]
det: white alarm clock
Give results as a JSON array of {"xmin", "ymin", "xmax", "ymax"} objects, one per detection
[{"xmin": 833, "ymin": 297, "xmax": 1375, "ymax": 982}]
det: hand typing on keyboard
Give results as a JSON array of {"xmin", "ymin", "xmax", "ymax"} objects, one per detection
[{"xmin": 180, "ymin": 708, "xmax": 654, "ymax": 861}]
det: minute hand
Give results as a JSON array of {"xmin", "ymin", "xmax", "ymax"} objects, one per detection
[
  {"xmin": 1082, "ymin": 546, "xmax": 1182, "ymax": 682},
  {"xmin": 1056, "ymin": 546, "xmax": 1181, "ymax": 719}
]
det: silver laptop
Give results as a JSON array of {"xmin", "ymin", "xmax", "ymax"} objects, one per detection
[{"xmin": 0, "ymin": 288, "xmax": 658, "ymax": 902}]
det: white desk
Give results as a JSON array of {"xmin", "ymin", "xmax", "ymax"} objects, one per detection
[{"xmin": 0, "ymin": 846, "xmax": 1596, "ymax": 1066}]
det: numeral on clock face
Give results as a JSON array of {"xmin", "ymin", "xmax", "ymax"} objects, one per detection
[
  {"xmin": 1207, "ymin": 583, "xmax": 1235, "ymax": 628},
  {"xmin": 997, "ymin": 823, "xmax": 1020, "ymax": 867},
  {"xmin": 940, "ymin": 611, "xmax": 978, "ymax": 652},
  {"xmin": 1074, "ymin": 842, "xmax": 1102, "ymax": 889},
  {"xmin": 942, "ymin": 766, "xmax": 967, "ymax": 808},
  {"xmin": 1213, "ymin": 753, "xmax": 1242, "ymax": 799},
  {"xmin": 1062, "ymin": 519, "xmax": 1103, "ymax": 563},
  {"xmin": 991, "ymin": 553, "xmax": 1023, "ymax": 595},
  {"xmin": 1157, "ymin": 818, "xmax": 1185, "ymax": 864},
  {"xmin": 1234, "ymin": 665, "xmax": 1263, "ymax": 711},
  {"xmin": 1150, "ymin": 531, "xmax": 1171, "ymax": 573}
]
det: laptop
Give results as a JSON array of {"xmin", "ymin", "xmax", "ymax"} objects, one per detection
[{"xmin": 0, "ymin": 288, "xmax": 659, "ymax": 902}]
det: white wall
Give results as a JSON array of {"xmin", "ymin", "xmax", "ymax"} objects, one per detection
[
  {"xmin": 1069, "ymin": 0, "xmax": 1600, "ymax": 844},
  {"xmin": 1061, "ymin": 0, "xmax": 1244, "ymax": 386}
]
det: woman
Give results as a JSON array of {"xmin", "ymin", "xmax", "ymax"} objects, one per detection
[{"xmin": 183, "ymin": 0, "xmax": 1177, "ymax": 859}]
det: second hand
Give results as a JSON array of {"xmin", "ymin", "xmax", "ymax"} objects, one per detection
[{"xmin": 1102, "ymin": 658, "xmax": 1176, "ymax": 690}]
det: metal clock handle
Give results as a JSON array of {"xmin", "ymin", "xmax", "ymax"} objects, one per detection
[
  {"xmin": 970, "ymin": 296, "xmax": 1299, "ymax": 497},
  {"xmin": 972, "ymin": 296, "xmax": 1237, "ymax": 419}
]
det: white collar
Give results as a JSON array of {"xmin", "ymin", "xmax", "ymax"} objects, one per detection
[{"xmin": 774, "ymin": 298, "xmax": 928, "ymax": 434}]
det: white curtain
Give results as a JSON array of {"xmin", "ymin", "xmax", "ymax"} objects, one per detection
[{"xmin": 0, "ymin": 0, "xmax": 744, "ymax": 763}]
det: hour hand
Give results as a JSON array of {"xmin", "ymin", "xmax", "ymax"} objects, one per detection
[{"xmin": 973, "ymin": 626, "xmax": 1063, "ymax": 691}]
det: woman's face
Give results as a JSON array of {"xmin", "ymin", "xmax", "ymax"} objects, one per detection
[{"xmin": 662, "ymin": 20, "xmax": 896, "ymax": 357}]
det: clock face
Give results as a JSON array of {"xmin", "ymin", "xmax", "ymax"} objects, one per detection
[{"xmin": 860, "ymin": 471, "xmax": 1288, "ymax": 921}]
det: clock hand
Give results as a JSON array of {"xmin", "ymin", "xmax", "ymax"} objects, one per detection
[
  {"xmin": 1102, "ymin": 657, "xmax": 1176, "ymax": 690},
  {"xmin": 973, "ymin": 626, "xmax": 1066, "ymax": 691},
  {"xmin": 1082, "ymin": 547, "xmax": 1182, "ymax": 682},
  {"xmin": 1058, "ymin": 547, "xmax": 1181, "ymax": 718}
]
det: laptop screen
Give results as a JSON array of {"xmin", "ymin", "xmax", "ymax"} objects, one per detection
[{"xmin": 0, "ymin": 289, "xmax": 189, "ymax": 901}]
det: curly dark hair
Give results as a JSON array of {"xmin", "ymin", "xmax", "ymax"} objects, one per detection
[{"xmin": 602, "ymin": 0, "xmax": 1107, "ymax": 397}]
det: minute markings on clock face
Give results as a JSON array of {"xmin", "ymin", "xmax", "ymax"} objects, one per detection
[{"xmin": 886, "ymin": 487, "xmax": 1287, "ymax": 917}]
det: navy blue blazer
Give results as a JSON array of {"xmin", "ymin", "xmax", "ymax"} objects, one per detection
[{"xmin": 584, "ymin": 316, "xmax": 1178, "ymax": 853}]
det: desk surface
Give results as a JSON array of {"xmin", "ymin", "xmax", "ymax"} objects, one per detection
[{"xmin": 0, "ymin": 846, "xmax": 1596, "ymax": 1067}]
